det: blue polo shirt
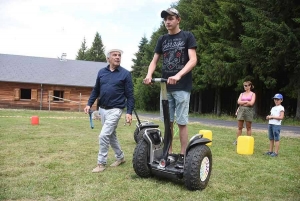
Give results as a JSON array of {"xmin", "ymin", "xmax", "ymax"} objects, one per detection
[{"xmin": 87, "ymin": 65, "xmax": 134, "ymax": 114}]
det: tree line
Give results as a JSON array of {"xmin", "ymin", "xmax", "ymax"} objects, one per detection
[{"xmin": 76, "ymin": 0, "xmax": 300, "ymax": 120}]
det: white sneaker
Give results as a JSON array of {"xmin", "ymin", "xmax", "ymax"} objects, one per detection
[
  {"xmin": 92, "ymin": 164, "xmax": 106, "ymax": 173},
  {"xmin": 110, "ymin": 158, "xmax": 126, "ymax": 167}
]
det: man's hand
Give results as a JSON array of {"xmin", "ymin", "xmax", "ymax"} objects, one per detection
[
  {"xmin": 168, "ymin": 74, "xmax": 181, "ymax": 85},
  {"xmin": 143, "ymin": 76, "xmax": 152, "ymax": 85},
  {"xmin": 84, "ymin": 105, "xmax": 91, "ymax": 114},
  {"xmin": 125, "ymin": 114, "xmax": 132, "ymax": 126}
]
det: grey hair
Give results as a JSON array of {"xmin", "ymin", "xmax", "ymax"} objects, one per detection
[{"xmin": 106, "ymin": 49, "xmax": 123, "ymax": 58}]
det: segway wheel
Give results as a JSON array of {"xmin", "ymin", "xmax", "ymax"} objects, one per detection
[
  {"xmin": 134, "ymin": 128, "xmax": 147, "ymax": 143},
  {"xmin": 183, "ymin": 145, "xmax": 212, "ymax": 191},
  {"xmin": 132, "ymin": 139, "xmax": 152, "ymax": 178},
  {"xmin": 133, "ymin": 127, "xmax": 139, "ymax": 143}
]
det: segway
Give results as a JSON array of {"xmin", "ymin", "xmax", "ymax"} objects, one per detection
[
  {"xmin": 132, "ymin": 78, "xmax": 212, "ymax": 191},
  {"xmin": 133, "ymin": 109, "xmax": 159, "ymax": 143}
]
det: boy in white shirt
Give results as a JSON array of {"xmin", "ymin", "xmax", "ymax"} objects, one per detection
[{"xmin": 265, "ymin": 93, "xmax": 285, "ymax": 157}]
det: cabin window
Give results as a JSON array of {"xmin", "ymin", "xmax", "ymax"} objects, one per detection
[
  {"xmin": 20, "ymin": 89, "xmax": 31, "ymax": 100},
  {"xmin": 53, "ymin": 90, "xmax": 64, "ymax": 101}
]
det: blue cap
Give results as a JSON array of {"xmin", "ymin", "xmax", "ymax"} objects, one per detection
[{"xmin": 273, "ymin": 93, "xmax": 283, "ymax": 100}]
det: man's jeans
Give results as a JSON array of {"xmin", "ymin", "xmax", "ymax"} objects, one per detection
[{"xmin": 97, "ymin": 108, "xmax": 124, "ymax": 165}]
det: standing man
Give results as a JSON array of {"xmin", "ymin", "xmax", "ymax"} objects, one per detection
[
  {"xmin": 143, "ymin": 8, "xmax": 197, "ymax": 168},
  {"xmin": 84, "ymin": 49, "xmax": 134, "ymax": 173}
]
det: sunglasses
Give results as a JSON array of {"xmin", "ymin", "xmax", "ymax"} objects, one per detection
[{"xmin": 244, "ymin": 85, "xmax": 250, "ymax": 87}]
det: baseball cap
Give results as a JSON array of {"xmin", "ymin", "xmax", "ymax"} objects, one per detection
[
  {"xmin": 161, "ymin": 8, "xmax": 180, "ymax": 18},
  {"xmin": 106, "ymin": 49, "xmax": 123, "ymax": 57},
  {"xmin": 273, "ymin": 93, "xmax": 283, "ymax": 100}
]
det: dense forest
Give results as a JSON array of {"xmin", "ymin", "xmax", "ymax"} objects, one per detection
[
  {"xmin": 131, "ymin": 0, "xmax": 300, "ymax": 120},
  {"xmin": 77, "ymin": 0, "xmax": 300, "ymax": 120}
]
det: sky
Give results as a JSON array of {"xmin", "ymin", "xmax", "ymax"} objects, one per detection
[{"xmin": 0, "ymin": 0, "xmax": 177, "ymax": 70}]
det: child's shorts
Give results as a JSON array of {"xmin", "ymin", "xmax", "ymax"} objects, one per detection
[{"xmin": 268, "ymin": 124, "xmax": 281, "ymax": 141}]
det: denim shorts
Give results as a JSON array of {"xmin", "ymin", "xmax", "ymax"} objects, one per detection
[
  {"xmin": 268, "ymin": 124, "xmax": 281, "ymax": 141},
  {"xmin": 160, "ymin": 90, "xmax": 190, "ymax": 125}
]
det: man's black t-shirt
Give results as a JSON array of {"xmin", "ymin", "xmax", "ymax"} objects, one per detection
[{"xmin": 154, "ymin": 31, "xmax": 197, "ymax": 92}]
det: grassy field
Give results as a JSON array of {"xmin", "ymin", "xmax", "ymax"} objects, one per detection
[{"xmin": 0, "ymin": 109, "xmax": 299, "ymax": 201}]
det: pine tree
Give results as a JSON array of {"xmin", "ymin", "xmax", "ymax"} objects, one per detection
[
  {"xmin": 131, "ymin": 36, "xmax": 149, "ymax": 80},
  {"xmin": 86, "ymin": 32, "xmax": 106, "ymax": 62},
  {"xmin": 240, "ymin": 0, "xmax": 300, "ymax": 116},
  {"xmin": 177, "ymin": 0, "xmax": 244, "ymax": 115},
  {"xmin": 131, "ymin": 25, "xmax": 167, "ymax": 110},
  {"xmin": 76, "ymin": 37, "xmax": 88, "ymax": 60}
]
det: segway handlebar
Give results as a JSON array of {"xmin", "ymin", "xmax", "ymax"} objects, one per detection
[{"xmin": 151, "ymin": 78, "xmax": 168, "ymax": 83}]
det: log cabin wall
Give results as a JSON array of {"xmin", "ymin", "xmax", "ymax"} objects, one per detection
[{"xmin": 0, "ymin": 81, "xmax": 97, "ymax": 111}]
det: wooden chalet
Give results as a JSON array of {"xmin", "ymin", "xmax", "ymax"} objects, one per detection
[{"xmin": 0, "ymin": 54, "xmax": 107, "ymax": 111}]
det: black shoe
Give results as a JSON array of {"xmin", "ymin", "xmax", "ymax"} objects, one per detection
[
  {"xmin": 270, "ymin": 152, "xmax": 278, "ymax": 157},
  {"xmin": 175, "ymin": 154, "xmax": 184, "ymax": 169},
  {"xmin": 167, "ymin": 153, "xmax": 177, "ymax": 163},
  {"xmin": 264, "ymin": 151, "xmax": 273, "ymax": 155}
]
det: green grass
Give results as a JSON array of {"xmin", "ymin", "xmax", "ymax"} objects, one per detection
[{"xmin": 1, "ymin": 109, "xmax": 300, "ymax": 201}]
